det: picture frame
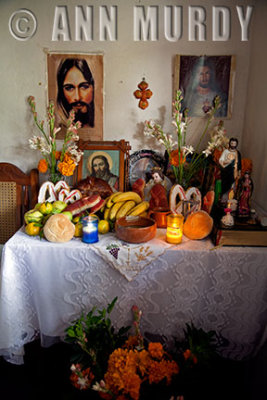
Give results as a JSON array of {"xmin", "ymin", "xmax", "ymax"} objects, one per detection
[
  {"xmin": 47, "ymin": 52, "xmax": 104, "ymax": 141},
  {"xmin": 173, "ymin": 55, "xmax": 236, "ymax": 118},
  {"xmin": 76, "ymin": 140, "xmax": 131, "ymax": 192},
  {"xmin": 129, "ymin": 149, "xmax": 167, "ymax": 188}
]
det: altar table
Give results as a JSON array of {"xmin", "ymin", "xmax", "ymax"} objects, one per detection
[{"xmin": 0, "ymin": 228, "xmax": 267, "ymax": 364}]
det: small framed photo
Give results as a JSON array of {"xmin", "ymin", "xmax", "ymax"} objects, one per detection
[
  {"xmin": 47, "ymin": 52, "xmax": 104, "ymax": 140},
  {"xmin": 174, "ymin": 55, "xmax": 236, "ymax": 118},
  {"xmin": 77, "ymin": 140, "xmax": 131, "ymax": 192}
]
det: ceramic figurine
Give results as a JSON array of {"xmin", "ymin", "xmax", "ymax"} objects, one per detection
[
  {"xmin": 237, "ymin": 170, "xmax": 253, "ymax": 217},
  {"xmin": 221, "ymin": 207, "xmax": 234, "ymax": 227},
  {"xmin": 218, "ymin": 137, "xmax": 241, "ymax": 203}
]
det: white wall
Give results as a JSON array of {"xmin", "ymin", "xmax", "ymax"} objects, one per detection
[
  {"xmin": 1, "ymin": 0, "xmax": 265, "ymax": 211},
  {"xmin": 241, "ymin": 0, "xmax": 267, "ymax": 214}
]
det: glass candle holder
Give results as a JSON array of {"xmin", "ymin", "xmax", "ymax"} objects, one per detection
[
  {"xmin": 82, "ymin": 215, "xmax": 99, "ymax": 244},
  {"xmin": 166, "ymin": 213, "xmax": 184, "ymax": 244}
]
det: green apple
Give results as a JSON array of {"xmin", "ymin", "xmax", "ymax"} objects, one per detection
[
  {"xmin": 61, "ymin": 211, "xmax": 73, "ymax": 221},
  {"xmin": 52, "ymin": 201, "xmax": 67, "ymax": 213}
]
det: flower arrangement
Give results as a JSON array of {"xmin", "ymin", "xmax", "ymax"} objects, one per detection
[
  {"xmin": 28, "ymin": 96, "xmax": 83, "ymax": 184},
  {"xmin": 65, "ymin": 298, "xmax": 222, "ymax": 400},
  {"xmin": 144, "ymin": 90, "xmax": 228, "ymax": 189}
]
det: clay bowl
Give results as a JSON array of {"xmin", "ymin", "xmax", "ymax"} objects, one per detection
[{"xmin": 115, "ymin": 216, "xmax": 157, "ymax": 243}]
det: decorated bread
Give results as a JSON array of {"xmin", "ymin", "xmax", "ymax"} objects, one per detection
[
  {"xmin": 43, "ymin": 214, "xmax": 75, "ymax": 243},
  {"xmin": 183, "ymin": 210, "xmax": 213, "ymax": 240}
]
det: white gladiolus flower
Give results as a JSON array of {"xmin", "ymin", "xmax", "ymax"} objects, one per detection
[
  {"xmin": 77, "ymin": 377, "xmax": 88, "ymax": 388},
  {"xmin": 203, "ymin": 149, "xmax": 212, "ymax": 157},
  {"xmin": 182, "ymin": 145, "xmax": 194, "ymax": 156}
]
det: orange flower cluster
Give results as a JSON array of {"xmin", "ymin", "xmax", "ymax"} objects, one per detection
[
  {"xmin": 38, "ymin": 159, "xmax": 48, "ymax": 173},
  {"xmin": 58, "ymin": 153, "xmax": 76, "ymax": 177},
  {"xmin": 183, "ymin": 349, "xmax": 198, "ymax": 365},
  {"xmin": 170, "ymin": 149, "xmax": 185, "ymax": 167},
  {"xmin": 102, "ymin": 342, "xmax": 179, "ymax": 400}
]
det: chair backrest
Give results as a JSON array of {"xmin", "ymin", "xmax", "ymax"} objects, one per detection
[{"xmin": 0, "ymin": 163, "xmax": 39, "ymax": 244}]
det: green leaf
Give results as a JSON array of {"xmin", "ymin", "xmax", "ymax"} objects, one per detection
[{"xmin": 107, "ymin": 297, "xmax": 117, "ymax": 314}]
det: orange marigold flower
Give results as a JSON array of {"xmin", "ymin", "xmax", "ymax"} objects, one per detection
[
  {"xmin": 148, "ymin": 342, "xmax": 164, "ymax": 360},
  {"xmin": 124, "ymin": 335, "xmax": 140, "ymax": 349},
  {"xmin": 38, "ymin": 159, "xmax": 48, "ymax": 173},
  {"xmin": 183, "ymin": 349, "xmax": 197, "ymax": 364},
  {"xmin": 55, "ymin": 151, "xmax": 61, "ymax": 160},
  {"xmin": 170, "ymin": 149, "xmax": 185, "ymax": 167},
  {"xmin": 137, "ymin": 350, "xmax": 150, "ymax": 377},
  {"xmin": 121, "ymin": 371, "xmax": 141, "ymax": 400},
  {"xmin": 58, "ymin": 159, "xmax": 76, "ymax": 176},
  {"xmin": 148, "ymin": 359, "xmax": 179, "ymax": 385},
  {"xmin": 183, "ymin": 349, "xmax": 191, "ymax": 360}
]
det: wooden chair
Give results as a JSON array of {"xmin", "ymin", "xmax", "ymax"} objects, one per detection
[{"xmin": 0, "ymin": 163, "xmax": 39, "ymax": 244}]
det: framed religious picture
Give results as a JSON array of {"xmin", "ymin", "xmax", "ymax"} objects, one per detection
[
  {"xmin": 173, "ymin": 55, "xmax": 236, "ymax": 118},
  {"xmin": 47, "ymin": 52, "xmax": 104, "ymax": 140},
  {"xmin": 129, "ymin": 149, "xmax": 167, "ymax": 188},
  {"xmin": 77, "ymin": 140, "xmax": 131, "ymax": 192}
]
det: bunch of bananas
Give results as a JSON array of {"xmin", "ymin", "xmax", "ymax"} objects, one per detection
[{"xmin": 103, "ymin": 191, "xmax": 150, "ymax": 222}]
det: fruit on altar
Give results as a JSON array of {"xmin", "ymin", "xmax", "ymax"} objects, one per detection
[
  {"xmin": 183, "ymin": 210, "xmax": 213, "ymax": 240},
  {"xmin": 43, "ymin": 214, "xmax": 75, "ymax": 243},
  {"xmin": 112, "ymin": 191, "xmax": 142, "ymax": 204},
  {"xmin": 109, "ymin": 201, "xmax": 125, "ymax": 222},
  {"xmin": 52, "ymin": 200, "xmax": 68, "ymax": 213},
  {"xmin": 98, "ymin": 220, "xmax": 110, "ymax": 234},
  {"xmin": 24, "ymin": 209, "xmax": 44, "ymax": 224},
  {"xmin": 25, "ymin": 222, "xmax": 41, "ymax": 236},
  {"xmin": 74, "ymin": 222, "xmax": 83, "ymax": 237},
  {"xmin": 106, "ymin": 192, "xmax": 123, "ymax": 208},
  {"xmin": 127, "ymin": 201, "xmax": 150, "ymax": 216},
  {"xmin": 115, "ymin": 200, "xmax": 136, "ymax": 220},
  {"xmin": 61, "ymin": 211, "xmax": 73, "ymax": 221},
  {"xmin": 39, "ymin": 202, "xmax": 53, "ymax": 215}
]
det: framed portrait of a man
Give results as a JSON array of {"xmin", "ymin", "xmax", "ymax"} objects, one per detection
[
  {"xmin": 77, "ymin": 140, "xmax": 131, "ymax": 192},
  {"xmin": 47, "ymin": 52, "xmax": 103, "ymax": 140},
  {"xmin": 174, "ymin": 55, "xmax": 235, "ymax": 118}
]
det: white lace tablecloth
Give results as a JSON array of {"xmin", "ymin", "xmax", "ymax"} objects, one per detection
[{"xmin": 0, "ymin": 228, "xmax": 267, "ymax": 364}]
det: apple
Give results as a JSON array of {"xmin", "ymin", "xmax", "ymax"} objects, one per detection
[
  {"xmin": 52, "ymin": 201, "xmax": 67, "ymax": 213},
  {"xmin": 61, "ymin": 211, "xmax": 73, "ymax": 221}
]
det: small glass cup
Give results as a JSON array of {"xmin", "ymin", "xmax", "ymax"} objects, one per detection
[
  {"xmin": 166, "ymin": 213, "xmax": 184, "ymax": 244},
  {"xmin": 82, "ymin": 215, "xmax": 99, "ymax": 243}
]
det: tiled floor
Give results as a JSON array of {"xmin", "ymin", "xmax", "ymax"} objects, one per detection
[{"xmin": 0, "ymin": 340, "xmax": 266, "ymax": 400}]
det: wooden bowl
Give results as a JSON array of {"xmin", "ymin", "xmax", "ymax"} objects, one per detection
[{"xmin": 115, "ymin": 216, "xmax": 157, "ymax": 243}]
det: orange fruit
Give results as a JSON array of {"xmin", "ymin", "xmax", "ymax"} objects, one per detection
[
  {"xmin": 98, "ymin": 220, "xmax": 110, "ymax": 234},
  {"xmin": 74, "ymin": 222, "xmax": 83, "ymax": 237},
  {"xmin": 25, "ymin": 222, "xmax": 40, "ymax": 236},
  {"xmin": 39, "ymin": 202, "xmax": 53, "ymax": 215}
]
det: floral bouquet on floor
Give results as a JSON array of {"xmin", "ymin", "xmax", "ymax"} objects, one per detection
[
  {"xmin": 28, "ymin": 96, "xmax": 83, "ymax": 184},
  {"xmin": 65, "ymin": 298, "xmax": 222, "ymax": 400},
  {"xmin": 65, "ymin": 298, "xmax": 180, "ymax": 400},
  {"xmin": 144, "ymin": 90, "xmax": 228, "ymax": 190}
]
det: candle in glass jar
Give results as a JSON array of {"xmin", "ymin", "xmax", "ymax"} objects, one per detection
[
  {"xmin": 82, "ymin": 215, "xmax": 99, "ymax": 243},
  {"xmin": 166, "ymin": 213, "xmax": 184, "ymax": 244}
]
